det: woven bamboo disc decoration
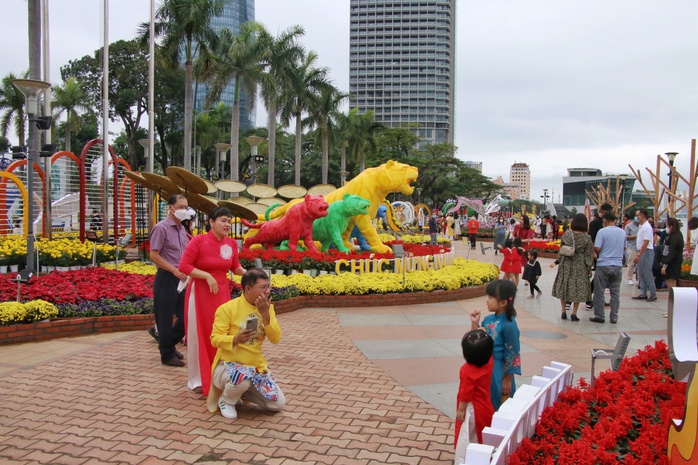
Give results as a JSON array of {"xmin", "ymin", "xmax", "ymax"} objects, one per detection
[
  {"xmin": 215, "ymin": 180, "xmax": 247, "ymax": 193},
  {"xmin": 187, "ymin": 192, "xmax": 219, "ymax": 214},
  {"xmin": 257, "ymin": 197, "xmax": 286, "ymax": 207},
  {"xmin": 276, "ymin": 184, "xmax": 307, "ymax": 199},
  {"xmin": 307, "ymin": 184, "xmax": 337, "ymax": 196},
  {"xmin": 217, "ymin": 200, "xmax": 258, "ymax": 221},
  {"xmin": 245, "ymin": 202, "xmax": 272, "ymax": 215},
  {"xmin": 166, "ymin": 166, "xmax": 208, "ymax": 195},
  {"xmin": 227, "ymin": 196, "xmax": 253, "ymax": 205},
  {"xmin": 141, "ymin": 172, "xmax": 181, "ymax": 197},
  {"xmin": 123, "ymin": 170, "xmax": 150, "ymax": 189},
  {"xmin": 203, "ymin": 179, "xmax": 217, "ymax": 195},
  {"xmin": 246, "ymin": 183, "xmax": 277, "ymax": 198}
]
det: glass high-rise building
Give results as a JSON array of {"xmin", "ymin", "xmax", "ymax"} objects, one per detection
[
  {"xmin": 194, "ymin": 0, "xmax": 255, "ymax": 131},
  {"xmin": 349, "ymin": 0, "xmax": 456, "ymax": 146}
]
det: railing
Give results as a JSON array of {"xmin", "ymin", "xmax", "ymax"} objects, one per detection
[{"xmin": 462, "ymin": 361, "xmax": 574, "ymax": 465}]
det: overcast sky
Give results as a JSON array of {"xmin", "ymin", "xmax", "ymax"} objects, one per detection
[{"xmin": 3, "ymin": 0, "xmax": 698, "ymax": 202}]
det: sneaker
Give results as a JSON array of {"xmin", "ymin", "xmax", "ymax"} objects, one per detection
[
  {"xmin": 536, "ymin": 291, "xmax": 542, "ymax": 298},
  {"xmin": 610, "ymin": 319, "xmax": 617, "ymax": 324},
  {"xmin": 627, "ymin": 280, "xmax": 634, "ymax": 286},
  {"xmin": 647, "ymin": 296, "xmax": 658, "ymax": 302},
  {"xmin": 218, "ymin": 400, "xmax": 238, "ymax": 419},
  {"xmin": 526, "ymin": 295, "xmax": 535, "ymax": 299},
  {"xmin": 585, "ymin": 303, "xmax": 593, "ymax": 310}
]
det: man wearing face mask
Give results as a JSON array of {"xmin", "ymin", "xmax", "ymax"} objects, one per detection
[{"xmin": 149, "ymin": 194, "xmax": 190, "ymax": 367}]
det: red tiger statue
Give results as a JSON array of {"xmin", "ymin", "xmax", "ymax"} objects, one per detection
[{"xmin": 241, "ymin": 195, "xmax": 329, "ymax": 253}]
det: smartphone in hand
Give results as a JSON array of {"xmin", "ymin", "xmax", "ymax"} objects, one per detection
[{"xmin": 245, "ymin": 316, "xmax": 258, "ymax": 332}]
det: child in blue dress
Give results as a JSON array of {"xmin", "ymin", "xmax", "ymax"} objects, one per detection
[{"xmin": 469, "ymin": 279, "xmax": 522, "ymax": 411}]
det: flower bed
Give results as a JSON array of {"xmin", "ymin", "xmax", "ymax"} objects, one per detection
[
  {"xmin": 508, "ymin": 340, "xmax": 686, "ymax": 465},
  {"xmin": 529, "ymin": 240, "xmax": 561, "ymax": 254}
]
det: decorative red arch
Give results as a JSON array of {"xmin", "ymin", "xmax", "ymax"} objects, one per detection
[{"xmin": 0, "ymin": 160, "xmax": 46, "ymax": 236}]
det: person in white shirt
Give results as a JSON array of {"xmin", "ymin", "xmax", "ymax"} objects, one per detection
[
  {"xmin": 631, "ymin": 209, "xmax": 657, "ymax": 302},
  {"xmin": 689, "ymin": 217, "xmax": 698, "ymax": 277}
]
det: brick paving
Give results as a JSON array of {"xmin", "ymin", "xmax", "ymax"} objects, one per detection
[{"xmin": 0, "ymin": 309, "xmax": 454, "ymax": 464}]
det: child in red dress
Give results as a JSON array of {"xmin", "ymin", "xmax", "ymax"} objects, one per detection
[
  {"xmin": 497, "ymin": 238, "xmax": 522, "ymax": 285},
  {"xmin": 455, "ymin": 329, "xmax": 495, "ymax": 449}
]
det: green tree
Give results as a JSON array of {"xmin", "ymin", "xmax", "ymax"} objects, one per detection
[
  {"xmin": 374, "ymin": 124, "xmax": 421, "ymax": 163},
  {"xmin": 148, "ymin": 0, "xmax": 224, "ymax": 171},
  {"xmin": 279, "ymin": 51, "xmax": 328, "ymax": 185},
  {"xmin": 0, "ymin": 71, "xmax": 29, "ymax": 146},
  {"xmin": 342, "ymin": 108, "xmax": 383, "ymax": 174},
  {"xmin": 52, "ymin": 77, "xmax": 93, "ymax": 153},
  {"xmin": 200, "ymin": 21, "xmax": 265, "ymax": 181},
  {"xmin": 306, "ymin": 82, "xmax": 348, "ymax": 184},
  {"xmin": 61, "ymin": 40, "xmax": 149, "ymax": 168},
  {"xmin": 258, "ymin": 25, "xmax": 305, "ymax": 187}
]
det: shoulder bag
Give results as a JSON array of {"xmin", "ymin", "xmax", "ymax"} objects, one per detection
[{"xmin": 559, "ymin": 231, "xmax": 576, "ymax": 257}]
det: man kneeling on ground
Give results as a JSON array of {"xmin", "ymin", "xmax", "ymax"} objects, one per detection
[{"xmin": 206, "ymin": 268, "xmax": 285, "ymax": 419}]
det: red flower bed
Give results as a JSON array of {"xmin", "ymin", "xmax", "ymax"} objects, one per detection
[
  {"xmin": 0, "ymin": 268, "xmax": 245, "ymax": 305},
  {"xmin": 508, "ymin": 340, "xmax": 686, "ymax": 465},
  {"xmin": 238, "ymin": 242, "xmax": 449, "ymax": 267},
  {"xmin": 529, "ymin": 240, "xmax": 560, "ymax": 254}
]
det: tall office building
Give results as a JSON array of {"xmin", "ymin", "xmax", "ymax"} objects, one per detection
[
  {"xmin": 510, "ymin": 163, "xmax": 530, "ymax": 200},
  {"xmin": 349, "ymin": 0, "xmax": 456, "ymax": 146},
  {"xmin": 193, "ymin": 0, "xmax": 255, "ymax": 131}
]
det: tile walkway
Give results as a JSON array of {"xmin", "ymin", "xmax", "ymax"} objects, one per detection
[{"xmin": 0, "ymin": 239, "xmax": 670, "ymax": 464}]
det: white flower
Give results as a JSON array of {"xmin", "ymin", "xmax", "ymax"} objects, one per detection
[{"xmin": 220, "ymin": 244, "xmax": 233, "ymax": 260}]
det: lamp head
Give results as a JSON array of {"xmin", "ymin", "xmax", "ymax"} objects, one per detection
[
  {"xmin": 11, "ymin": 79, "xmax": 51, "ymax": 115},
  {"xmin": 665, "ymin": 152, "xmax": 678, "ymax": 163}
]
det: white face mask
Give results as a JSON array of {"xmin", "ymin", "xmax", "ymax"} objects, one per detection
[{"xmin": 173, "ymin": 208, "xmax": 190, "ymax": 222}]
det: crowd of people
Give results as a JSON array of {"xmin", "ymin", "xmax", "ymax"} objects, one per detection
[{"xmin": 143, "ymin": 194, "xmax": 696, "ymax": 457}]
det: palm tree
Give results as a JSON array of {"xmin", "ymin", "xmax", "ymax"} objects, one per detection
[
  {"xmin": 52, "ymin": 77, "xmax": 92, "ymax": 153},
  {"xmin": 343, "ymin": 108, "xmax": 383, "ymax": 174},
  {"xmin": 306, "ymin": 82, "xmax": 348, "ymax": 184},
  {"xmin": 0, "ymin": 71, "xmax": 29, "ymax": 146},
  {"xmin": 279, "ymin": 51, "xmax": 328, "ymax": 186},
  {"xmin": 257, "ymin": 25, "xmax": 305, "ymax": 187},
  {"xmin": 147, "ymin": 0, "xmax": 224, "ymax": 171},
  {"xmin": 199, "ymin": 21, "xmax": 265, "ymax": 182}
]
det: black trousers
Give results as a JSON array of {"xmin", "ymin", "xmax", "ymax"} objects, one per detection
[
  {"xmin": 153, "ymin": 269, "xmax": 185, "ymax": 361},
  {"xmin": 529, "ymin": 276, "xmax": 541, "ymax": 295},
  {"xmin": 469, "ymin": 233, "xmax": 477, "ymax": 249}
]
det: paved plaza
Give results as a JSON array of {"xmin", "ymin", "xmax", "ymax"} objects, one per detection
[{"xmin": 0, "ymin": 241, "xmax": 670, "ymax": 464}]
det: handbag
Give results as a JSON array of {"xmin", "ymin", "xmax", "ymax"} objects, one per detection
[{"xmin": 559, "ymin": 231, "xmax": 576, "ymax": 257}]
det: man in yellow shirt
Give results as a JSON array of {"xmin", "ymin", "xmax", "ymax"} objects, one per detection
[{"xmin": 206, "ymin": 269, "xmax": 285, "ymax": 419}]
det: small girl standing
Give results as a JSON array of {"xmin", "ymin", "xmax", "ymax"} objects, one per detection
[
  {"xmin": 522, "ymin": 251, "xmax": 542, "ymax": 299},
  {"xmin": 469, "ymin": 280, "xmax": 521, "ymax": 411},
  {"xmin": 455, "ymin": 330, "xmax": 494, "ymax": 445},
  {"xmin": 497, "ymin": 238, "xmax": 521, "ymax": 284}
]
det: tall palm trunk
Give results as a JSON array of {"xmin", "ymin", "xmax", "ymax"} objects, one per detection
[
  {"xmin": 294, "ymin": 111, "xmax": 302, "ymax": 185},
  {"xmin": 183, "ymin": 58, "xmax": 194, "ymax": 170},
  {"xmin": 266, "ymin": 101, "xmax": 277, "ymax": 186},
  {"xmin": 230, "ymin": 94, "xmax": 240, "ymax": 181},
  {"xmin": 322, "ymin": 126, "xmax": 329, "ymax": 184},
  {"xmin": 65, "ymin": 126, "xmax": 72, "ymax": 153}
]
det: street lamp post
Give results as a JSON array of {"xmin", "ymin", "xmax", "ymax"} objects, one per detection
[
  {"xmin": 665, "ymin": 152, "xmax": 678, "ymax": 220},
  {"xmin": 213, "ymin": 143, "xmax": 232, "ymax": 182},
  {"xmin": 193, "ymin": 109, "xmax": 213, "ymax": 175},
  {"xmin": 540, "ymin": 188, "xmax": 549, "ymax": 215},
  {"xmin": 12, "ymin": 78, "xmax": 51, "ymax": 274},
  {"xmin": 245, "ymin": 136, "xmax": 265, "ymax": 185}
]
